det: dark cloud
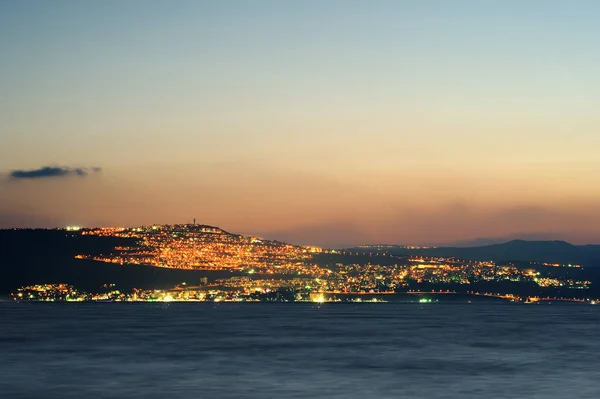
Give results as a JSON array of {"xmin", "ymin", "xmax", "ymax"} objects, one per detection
[{"xmin": 9, "ymin": 166, "xmax": 101, "ymax": 180}]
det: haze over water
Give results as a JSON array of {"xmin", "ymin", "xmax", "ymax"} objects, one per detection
[{"xmin": 2, "ymin": 302, "xmax": 599, "ymax": 399}]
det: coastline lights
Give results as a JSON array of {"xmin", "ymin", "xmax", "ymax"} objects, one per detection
[{"xmin": 310, "ymin": 293, "xmax": 326, "ymax": 303}]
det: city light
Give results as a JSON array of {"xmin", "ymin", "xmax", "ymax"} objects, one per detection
[{"xmin": 9, "ymin": 223, "xmax": 596, "ymax": 304}]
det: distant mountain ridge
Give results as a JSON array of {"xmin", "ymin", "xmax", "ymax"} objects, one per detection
[{"xmin": 352, "ymin": 240, "xmax": 600, "ymax": 267}]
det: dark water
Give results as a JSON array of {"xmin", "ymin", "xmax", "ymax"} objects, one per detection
[{"xmin": 1, "ymin": 302, "xmax": 599, "ymax": 398}]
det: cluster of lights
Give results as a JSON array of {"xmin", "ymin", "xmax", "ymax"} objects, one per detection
[
  {"xmin": 79, "ymin": 224, "xmax": 317, "ymax": 272},
  {"xmin": 59, "ymin": 224, "xmax": 598, "ymax": 303}
]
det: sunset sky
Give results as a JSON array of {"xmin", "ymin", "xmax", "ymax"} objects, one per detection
[{"xmin": 2, "ymin": 1, "xmax": 600, "ymax": 247}]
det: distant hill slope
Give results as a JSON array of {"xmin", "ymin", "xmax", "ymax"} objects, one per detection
[
  {"xmin": 0, "ymin": 225, "xmax": 312, "ymax": 294},
  {"xmin": 0, "ymin": 229, "xmax": 242, "ymax": 294},
  {"xmin": 351, "ymin": 240, "xmax": 600, "ymax": 267}
]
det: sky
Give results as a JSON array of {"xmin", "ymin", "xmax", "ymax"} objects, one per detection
[{"xmin": 1, "ymin": 0, "xmax": 600, "ymax": 247}]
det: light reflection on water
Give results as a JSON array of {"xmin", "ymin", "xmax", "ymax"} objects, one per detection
[{"xmin": 1, "ymin": 302, "xmax": 599, "ymax": 399}]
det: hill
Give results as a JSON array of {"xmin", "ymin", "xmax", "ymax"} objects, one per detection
[
  {"xmin": 353, "ymin": 240, "xmax": 600, "ymax": 266},
  {"xmin": 0, "ymin": 228, "xmax": 248, "ymax": 294}
]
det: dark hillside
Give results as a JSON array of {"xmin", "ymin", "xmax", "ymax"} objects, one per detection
[{"xmin": 0, "ymin": 229, "xmax": 239, "ymax": 294}]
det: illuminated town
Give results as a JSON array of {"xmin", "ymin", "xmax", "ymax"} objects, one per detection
[
  {"xmin": 76, "ymin": 224, "xmax": 320, "ymax": 271},
  {"xmin": 8, "ymin": 224, "xmax": 599, "ymax": 304}
]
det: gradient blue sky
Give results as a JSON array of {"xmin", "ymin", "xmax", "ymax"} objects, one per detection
[{"xmin": 1, "ymin": 1, "xmax": 600, "ymax": 247}]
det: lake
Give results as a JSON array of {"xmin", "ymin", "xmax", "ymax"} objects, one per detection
[{"xmin": 1, "ymin": 302, "xmax": 599, "ymax": 398}]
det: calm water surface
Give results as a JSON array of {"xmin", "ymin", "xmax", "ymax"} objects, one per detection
[{"xmin": 1, "ymin": 302, "xmax": 599, "ymax": 398}]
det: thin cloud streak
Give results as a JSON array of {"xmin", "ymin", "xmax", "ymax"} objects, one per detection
[{"xmin": 9, "ymin": 166, "xmax": 102, "ymax": 180}]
